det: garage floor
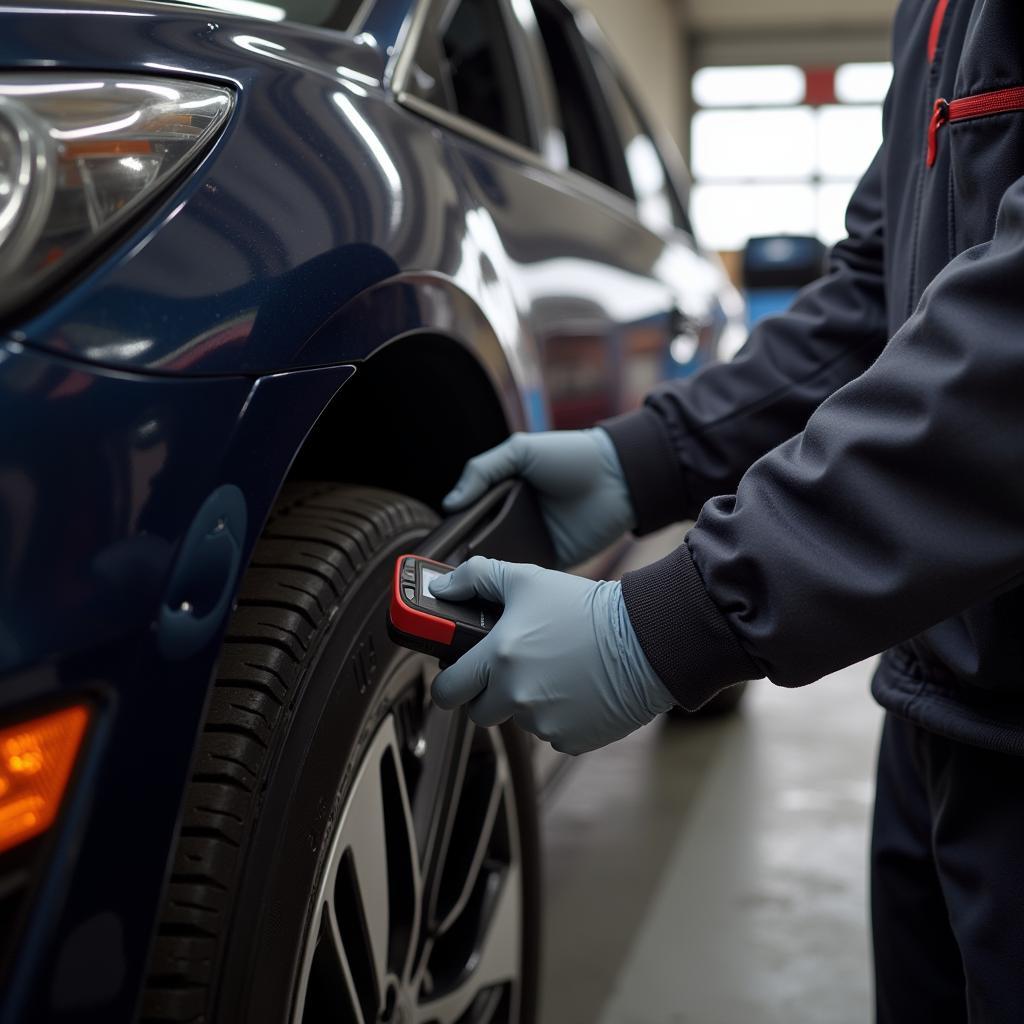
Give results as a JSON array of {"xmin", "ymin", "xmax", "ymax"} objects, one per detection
[{"xmin": 538, "ymin": 532, "xmax": 883, "ymax": 1024}]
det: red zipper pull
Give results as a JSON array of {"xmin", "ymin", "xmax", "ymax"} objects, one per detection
[{"xmin": 927, "ymin": 98, "xmax": 949, "ymax": 167}]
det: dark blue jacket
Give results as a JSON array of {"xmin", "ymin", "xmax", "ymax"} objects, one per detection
[{"xmin": 603, "ymin": 0, "xmax": 1024, "ymax": 752}]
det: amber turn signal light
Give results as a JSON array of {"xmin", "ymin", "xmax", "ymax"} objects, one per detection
[{"xmin": 0, "ymin": 705, "xmax": 89, "ymax": 855}]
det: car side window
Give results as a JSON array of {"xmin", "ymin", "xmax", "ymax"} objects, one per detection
[
  {"xmin": 529, "ymin": 0, "xmax": 633, "ymax": 198},
  {"xmin": 407, "ymin": 0, "xmax": 534, "ymax": 150},
  {"xmin": 441, "ymin": 0, "xmax": 532, "ymax": 148},
  {"xmin": 591, "ymin": 51, "xmax": 693, "ymax": 235}
]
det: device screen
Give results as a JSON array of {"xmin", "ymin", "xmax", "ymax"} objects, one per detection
[
  {"xmin": 420, "ymin": 566, "xmax": 444, "ymax": 602},
  {"xmin": 408, "ymin": 558, "xmax": 499, "ymax": 630}
]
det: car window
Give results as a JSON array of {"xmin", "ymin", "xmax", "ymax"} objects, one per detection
[
  {"xmin": 529, "ymin": 0, "xmax": 632, "ymax": 197},
  {"xmin": 415, "ymin": 0, "xmax": 534, "ymax": 150},
  {"xmin": 591, "ymin": 50, "xmax": 693, "ymax": 234}
]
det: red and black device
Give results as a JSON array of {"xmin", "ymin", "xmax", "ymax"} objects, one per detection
[{"xmin": 387, "ymin": 555, "xmax": 502, "ymax": 663}]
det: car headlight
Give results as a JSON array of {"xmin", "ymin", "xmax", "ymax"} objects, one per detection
[{"xmin": 0, "ymin": 75, "xmax": 233, "ymax": 317}]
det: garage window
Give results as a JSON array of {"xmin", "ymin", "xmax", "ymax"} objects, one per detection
[{"xmin": 690, "ymin": 63, "xmax": 890, "ymax": 251}]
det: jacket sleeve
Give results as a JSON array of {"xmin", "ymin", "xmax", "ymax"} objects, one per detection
[
  {"xmin": 602, "ymin": 142, "xmax": 889, "ymax": 535},
  {"xmin": 622, "ymin": 171, "xmax": 1024, "ymax": 710}
]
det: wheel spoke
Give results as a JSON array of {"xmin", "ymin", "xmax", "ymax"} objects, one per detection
[
  {"xmin": 382, "ymin": 728, "xmax": 424, "ymax": 982},
  {"xmin": 412, "ymin": 708, "xmax": 474, "ymax": 911},
  {"xmin": 322, "ymin": 904, "xmax": 371, "ymax": 1024},
  {"xmin": 414, "ymin": 863, "xmax": 521, "ymax": 1024},
  {"xmin": 328, "ymin": 727, "xmax": 393, "ymax": 1010},
  {"xmin": 436, "ymin": 757, "xmax": 505, "ymax": 935}
]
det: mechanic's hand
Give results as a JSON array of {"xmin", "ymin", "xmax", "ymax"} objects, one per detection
[
  {"xmin": 442, "ymin": 430, "xmax": 635, "ymax": 568},
  {"xmin": 429, "ymin": 557, "xmax": 674, "ymax": 755}
]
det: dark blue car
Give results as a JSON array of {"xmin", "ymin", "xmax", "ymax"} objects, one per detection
[{"xmin": 0, "ymin": 0, "xmax": 741, "ymax": 1019}]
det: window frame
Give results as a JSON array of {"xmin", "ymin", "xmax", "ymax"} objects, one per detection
[{"xmin": 391, "ymin": 0, "xmax": 557, "ymax": 167}]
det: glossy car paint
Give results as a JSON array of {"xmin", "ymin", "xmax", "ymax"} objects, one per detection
[
  {"xmin": 0, "ymin": 346, "xmax": 355, "ymax": 1023},
  {"xmin": 0, "ymin": 1, "xmax": 739, "ymax": 1019}
]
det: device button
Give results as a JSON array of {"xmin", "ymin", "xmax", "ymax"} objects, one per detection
[
  {"xmin": 403, "ymin": 586, "xmax": 416, "ymax": 603},
  {"xmin": 402, "ymin": 564, "xmax": 415, "ymax": 583}
]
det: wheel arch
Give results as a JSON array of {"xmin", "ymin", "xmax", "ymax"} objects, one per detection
[
  {"xmin": 290, "ymin": 331, "xmax": 521, "ymax": 509},
  {"xmin": 289, "ymin": 268, "xmax": 547, "ymax": 508}
]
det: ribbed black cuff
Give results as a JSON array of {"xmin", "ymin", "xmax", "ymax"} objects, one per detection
[
  {"xmin": 621, "ymin": 541, "xmax": 761, "ymax": 710},
  {"xmin": 600, "ymin": 408, "xmax": 689, "ymax": 536}
]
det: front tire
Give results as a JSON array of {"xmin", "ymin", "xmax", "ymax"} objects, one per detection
[{"xmin": 143, "ymin": 484, "xmax": 540, "ymax": 1024}]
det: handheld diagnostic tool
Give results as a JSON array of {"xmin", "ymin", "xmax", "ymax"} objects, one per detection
[{"xmin": 388, "ymin": 555, "xmax": 501, "ymax": 663}]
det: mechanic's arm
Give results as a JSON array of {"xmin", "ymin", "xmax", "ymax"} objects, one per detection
[
  {"xmin": 434, "ymin": 172, "xmax": 1024, "ymax": 751},
  {"xmin": 630, "ymin": 169, "xmax": 1024, "ymax": 711},
  {"xmin": 602, "ymin": 140, "xmax": 889, "ymax": 533}
]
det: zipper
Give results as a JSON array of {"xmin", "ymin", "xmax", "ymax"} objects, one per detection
[{"xmin": 927, "ymin": 86, "xmax": 1024, "ymax": 167}]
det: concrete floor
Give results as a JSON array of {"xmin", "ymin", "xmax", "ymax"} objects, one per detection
[{"xmin": 538, "ymin": 533, "xmax": 883, "ymax": 1024}]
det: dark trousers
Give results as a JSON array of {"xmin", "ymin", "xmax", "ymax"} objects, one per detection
[{"xmin": 871, "ymin": 712, "xmax": 1024, "ymax": 1023}]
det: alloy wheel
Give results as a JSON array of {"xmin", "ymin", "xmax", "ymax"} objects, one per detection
[{"xmin": 292, "ymin": 658, "xmax": 522, "ymax": 1024}]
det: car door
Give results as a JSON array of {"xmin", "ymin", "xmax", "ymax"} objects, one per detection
[{"xmin": 394, "ymin": 0, "xmax": 708, "ymax": 429}]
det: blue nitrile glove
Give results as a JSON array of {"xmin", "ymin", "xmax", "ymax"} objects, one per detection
[
  {"xmin": 442, "ymin": 430, "xmax": 635, "ymax": 568},
  {"xmin": 429, "ymin": 557, "xmax": 675, "ymax": 755}
]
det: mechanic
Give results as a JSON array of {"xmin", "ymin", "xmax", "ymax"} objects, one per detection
[{"xmin": 428, "ymin": 1, "xmax": 1024, "ymax": 1020}]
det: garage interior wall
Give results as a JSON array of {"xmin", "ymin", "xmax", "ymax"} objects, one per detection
[
  {"xmin": 582, "ymin": 0, "xmax": 899, "ymax": 158},
  {"xmin": 685, "ymin": 0, "xmax": 899, "ymax": 69}
]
